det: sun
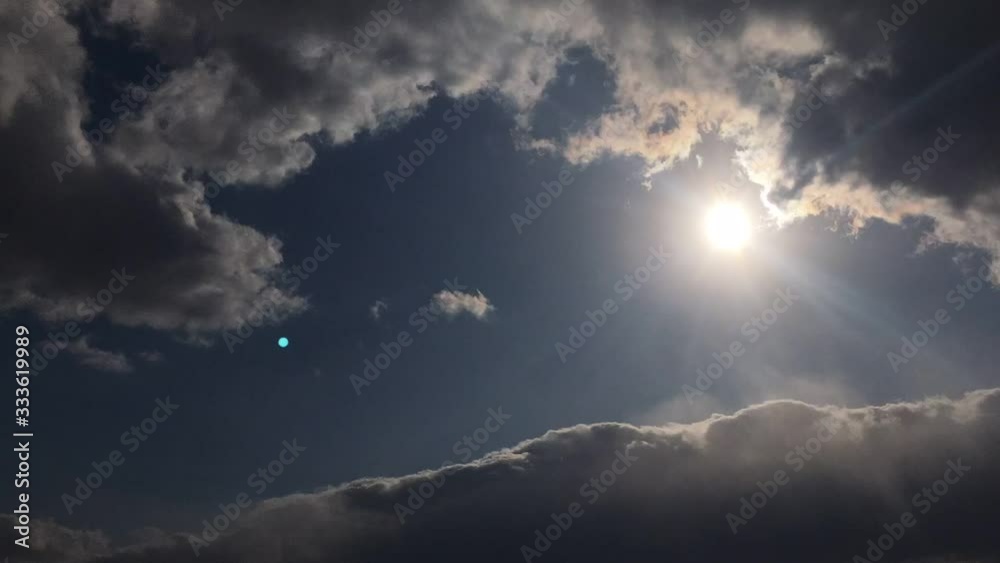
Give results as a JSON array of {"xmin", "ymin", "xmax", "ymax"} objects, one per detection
[{"xmin": 704, "ymin": 202, "xmax": 752, "ymax": 251}]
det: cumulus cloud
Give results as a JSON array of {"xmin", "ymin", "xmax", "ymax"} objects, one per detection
[
  {"xmin": 0, "ymin": 0, "xmax": 309, "ymax": 337},
  {"xmin": 0, "ymin": 0, "xmax": 558, "ymax": 338},
  {"xmin": 3, "ymin": 389, "xmax": 998, "ymax": 563},
  {"xmin": 2, "ymin": 0, "xmax": 998, "ymax": 342},
  {"xmin": 432, "ymin": 289, "xmax": 495, "ymax": 320}
]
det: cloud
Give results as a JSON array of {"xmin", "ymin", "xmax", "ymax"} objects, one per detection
[
  {"xmin": 369, "ymin": 299, "xmax": 389, "ymax": 321},
  {"xmin": 3, "ymin": 0, "xmax": 999, "ymax": 341},
  {"xmin": 555, "ymin": 0, "xmax": 1000, "ymax": 274},
  {"xmin": 4, "ymin": 389, "xmax": 998, "ymax": 563},
  {"xmin": 432, "ymin": 289, "xmax": 495, "ymax": 320},
  {"xmin": 0, "ymin": 0, "xmax": 311, "ymax": 339},
  {"xmin": 0, "ymin": 515, "xmax": 113, "ymax": 562},
  {"xmin": 68, "ymin": 338, "xmax": 134, "ymax": 374},
  {"xmin": 138, "ymin": 350, "xmax": 165, "ymax": 363}
]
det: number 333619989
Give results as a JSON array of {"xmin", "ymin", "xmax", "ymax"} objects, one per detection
[{"xmin": 15, "ymin": 326, "xmax": 30, "ymax": 424}]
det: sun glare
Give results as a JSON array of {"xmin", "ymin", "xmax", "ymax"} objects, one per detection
[{"xmin": 704, "ymin": 202, "xmax": 752, "ymax": 251}]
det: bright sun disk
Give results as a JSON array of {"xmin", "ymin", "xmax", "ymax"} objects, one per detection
[{"xmin": 704, "ymin": 202, "xmax": 752, "ymax": 251}]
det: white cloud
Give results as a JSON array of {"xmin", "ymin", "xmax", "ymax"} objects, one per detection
[
  {"xmin": 432, "ymin": 289, "xmax": 495, "ymax": 320},
  {"xmin": 369, "ymin": 299, "xmax": 389, "ymax": 321}
]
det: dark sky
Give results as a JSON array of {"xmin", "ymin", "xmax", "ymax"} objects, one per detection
[{"xmin": 1, "ymin": 0, "xmax": 999, "ymax": 562}]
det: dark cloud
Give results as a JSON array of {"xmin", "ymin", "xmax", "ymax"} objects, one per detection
[
  {"xmin": 0, "ymin": 0, "xmax": 305, "ymax": 335},
  {"xmin": 2, "ymin": 0, "xmax": 998, "ymax": 334},
  {"xmin": 0, "ymin": 0, "xmax": 563, "ymax": 337},
  {"xmin": 757, "ymin": 0, "xmax": 1000, "ymax": 206},
  {"xmin": 0, "ymin": 515, "xmax": 112, "ymax": 562},
  {"xmin": 3, "ymin": 390, "xmax": 997, "ymax": 563}
]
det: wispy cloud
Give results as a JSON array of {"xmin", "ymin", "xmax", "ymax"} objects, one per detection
[
  {"xmin": 138, "ymin": 350, "xmax": 165, "ymax": 363},
  {"xmin": 69, "ymin": 337, "xmax": 133, "ymax": 374},
  {"xmin": 369, "ymin": 299, "xmax": 389, "ymax": 321}
]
